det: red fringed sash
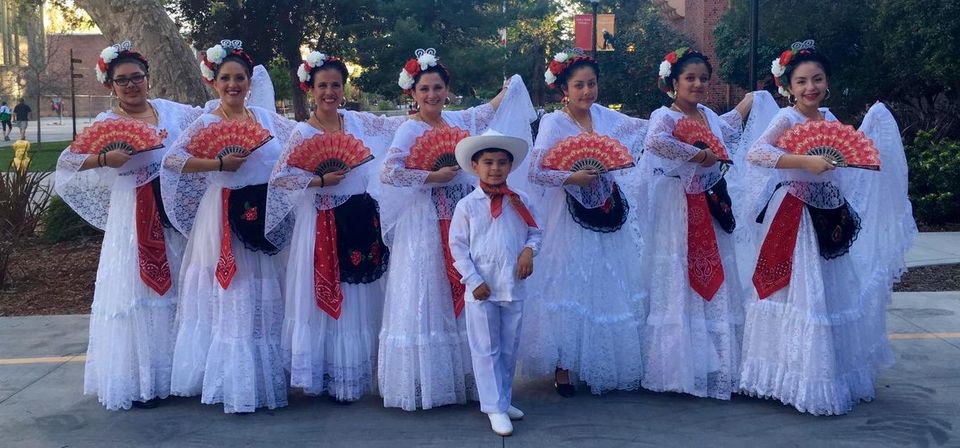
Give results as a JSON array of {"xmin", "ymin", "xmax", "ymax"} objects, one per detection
[
  {"xmin": 313, "ymin": 208, "xmax": 344, "ymax": 319},
  {"xmin": 685, "ymin": 192, "xmax": 724, "ymax": 301},
  {"xmin": 215, "ymin": 188, "xmax": 237, "ymax": 289},
  {"xmin": 134, "ymin": 184, "xmax": 171, "ymax": 295},
  {"xmin": 438, "ymin": 218, "xmax": 466, "ymax": 317},
  {"xmin": 752, "ymin": 193, "xmax": 804, "ymax": 299}
]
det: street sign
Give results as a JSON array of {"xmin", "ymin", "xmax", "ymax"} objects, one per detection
[
  {"xmin": 71, "ymin": 58, "xmax": 82, "ymax": 63},
  {"xmin": 72, "ymin": 74, "xmax": 84, "ymax": 79}
]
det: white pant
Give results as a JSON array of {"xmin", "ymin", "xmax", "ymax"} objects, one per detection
[{"xmin": 465, "ymin": 299, "xmax": 524, "ymax": 414}]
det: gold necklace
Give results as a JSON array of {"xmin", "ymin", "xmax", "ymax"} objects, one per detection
[
  {"xmin": 219, "ymin": 105, "xmax": 251, "ymax": 121},
  {"xmin": 416, "ymin": 112, "xmax": 448, "ymax": 129},
  {"xmin": 563, "ymin": 106, "xmax": 591, "ymax": 133},
  {"xmin": 793, "ymin": 104, "xmax": 823, "ymax": 121},
  {"xmin": 116, "ymin": 102, "xmax": 157, "ymax": 121},
  {"xmin": 312, "ymin": 111, "xmax": 344, "ymax": 133}
]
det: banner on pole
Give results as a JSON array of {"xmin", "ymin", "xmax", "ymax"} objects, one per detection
[{"xmin": 574, "ymin": 14, "xmax": 616, "ymax": 52}]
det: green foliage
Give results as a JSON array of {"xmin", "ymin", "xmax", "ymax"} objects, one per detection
[
  {"xmin": 267, "ymin": 58, "xmax": 293, "ymax": 102},
  {"xmin": 39, "ymin": 196, "xmax": 101, "ymax": 243},
  {"xmin": 906, "ymin": 131, "xmax": 960, "ymax": 225},
  {"xmin": 715, "ymin": 0, "xmax": 960, "ymax": 138},
  {"xmin": 0, "ymin": 141, "xmax": 70, "ymax": 172},
  {"xmin": 591, "ymin": 2, "xmax": 688, "ymax": 116},
  {"xmin": 0, "ymin": 160, "xmax": 51, "ymax": 289}
]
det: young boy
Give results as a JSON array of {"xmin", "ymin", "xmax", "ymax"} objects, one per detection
[{"xmin": 449, "ymin": 130, "xmax": 541, "ymax": 437}]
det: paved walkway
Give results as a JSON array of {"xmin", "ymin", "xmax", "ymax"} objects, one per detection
[
  {"xmin": 0, "ymin": 117, "xmax": 96, "ymax": 147},
  {"xmin": 0, "ymin": 291, "xmax": 958, "ymax": 447},
  {"xmin": 906, "ymin": 232, "xmax": 960, "ymax": 267}
]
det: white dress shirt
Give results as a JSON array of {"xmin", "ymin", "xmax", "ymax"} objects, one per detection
[{"xmin": 449, "ymin": 187, "xmax": 542, "ymax": 302}]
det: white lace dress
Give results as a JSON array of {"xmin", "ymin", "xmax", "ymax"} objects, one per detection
[
  {"xmin": 518, "ymin": 104, "xmax": 648, "ymax": 394},
  {"xmin": 377, "ymin": 77, "xmax": 536, "ymax": 410},
  {"xmin": 266, "ymin": 113, "xmax": 405, "ymax": 401},
  {"xmin": 55, "ymin": 99, "xmax": 200, "ymax": 410},
  {"xmin": 636, "ymin": 105, "xmax": 745, "ymax": 399},
  {"xmin": 161, "ymin": 106, "xmax": 296, "ymax": 413},
  {"xmin": 737, "ymin": 106, "xmax": 913, "ymax": 415}
]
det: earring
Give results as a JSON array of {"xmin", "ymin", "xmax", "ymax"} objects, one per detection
[
  {"xmin": 561, "ymin": 96, "xmax": 569, "ymax": 105},
  {"xmin": 412, "ymin": 101, "xmax": 420, "ymax": 112},
  {"xmin": 444, "ymin": 97, "xmax": 451, "ymax": 106},
  {"xmin": 339, "ymin": 98, "xmax": 347, "ymax": 108},
  {"xmin": 824, "ymin": 88, "xmax": 831, "ymax": 101}
]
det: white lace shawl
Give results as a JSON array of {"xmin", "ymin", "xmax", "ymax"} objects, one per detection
[
  {"xmin": 528, "ymin": 104, "xmax": 647, "ymax": 208},
  {"xmin": 378, "ymin": 74, "xmax": 537, "ymax": 245},
  {"xmin": 640, "ymin": 105, "xmax": 742, "ymax": 194},
  {"xmin": 265, "ymin": 112, "xmax": 407, "ymax": 247},
  {"xmin": 160, "ymin": 106, "xmax": 297, "ymax": 235},
  {"xmin": 54, "ymin": 99, "xmax": 203, "ymax": 230}
]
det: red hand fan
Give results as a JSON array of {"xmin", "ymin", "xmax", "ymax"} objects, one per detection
[
  {"xmin": 287, "ymin": 132, "xmax": 374, "ymax": 175},
  {"xmin": 673, "ymin": 117, "xmax": 732, "ymax": 163},
  {"xmin": 70, "ymin": 118, "xmax": 167, "ymax": 155},
  {"xmin": 777, "ymin": 120, "xmax": 880, "ymax": 170},
  {"xmin": 405, "ymin": 127, "xmax": 471, "ymax": 171},
  {"xmin": 542, "ymin": 133, "xmax": 635, "ymax": 173},
  {"xmin": 185, "ymin": 119, "xmax": 273, "ymax": 159}
]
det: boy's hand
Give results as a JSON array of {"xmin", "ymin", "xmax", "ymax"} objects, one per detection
[
  {"xmin": 516, "ymin": 247, "xmax": 534, "ymax": 280},
  {"xmin": 473, "ymin": 283, "xmax": 491, "ymax": 301}
]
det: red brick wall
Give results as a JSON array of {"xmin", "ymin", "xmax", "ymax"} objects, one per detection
[
  {"xmin": 659, "ymin": 0, "xmax": 747, "ymax": 111},
  {"xmin": 42, "ymin": 34, "xmax": 113, "ymax": 117}
]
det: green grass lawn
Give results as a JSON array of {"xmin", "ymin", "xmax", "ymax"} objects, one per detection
[{"xmin": 0, "ymin": 140, "xmax": 71, "ymax": 172}]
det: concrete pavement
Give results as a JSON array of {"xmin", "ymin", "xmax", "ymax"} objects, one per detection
[
  {"xmin": 0, "ymin": 291, "xmax": 958, "ymax": 447},
  {"xmin": 906, "ymin": 232, "xmax": 960, "ymax": 267},
  {"xmin": 0, "ymin": 117, "xmax": 96, "ymax": 147}
]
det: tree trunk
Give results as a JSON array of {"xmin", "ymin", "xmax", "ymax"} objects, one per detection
[{"xmin": 74, "ymin": 0, "xmax": 211, "ymax": 105}]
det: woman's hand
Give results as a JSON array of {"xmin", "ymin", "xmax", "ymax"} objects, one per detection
[
  {"xmin": 320, "ymin": 170, "xmax": 348, "ymax": 187},
  {"xmin": 564, "ymin": 169, "xmax": 599, "ymax": 187},
  {"xmin": 735, "ymin": 92, "xmax": 754, "ymax": 119},
  {"xmin": 103, "ymin": 150, "xmax": 132, "ymax": 168},
  {"xmin": 426, "ymin": 165, "xmax": 460, "ymax": 184},
  {"xmin": 803, "ymin": 155, "xmax": 836, "ymax": 175},
  {"xmin": 472, "ymin": 283, "xmax": 491, "ymax": 301},
  {"xmin": 219, "ymin": 152, "xmax": 248, "ymax": 172}
]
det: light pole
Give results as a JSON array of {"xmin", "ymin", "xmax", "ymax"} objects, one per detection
[
  {"xmin": 589, "ymin": 0, "xmax": 599, "ymax": 58},
  {"xmin": 748, "ymin": 0, "xmax": 758, "ymax": 89}
]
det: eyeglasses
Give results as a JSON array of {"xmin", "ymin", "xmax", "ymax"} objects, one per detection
[{"xmin": 112, "ymin": 74, "xmax": 147, "ymax": 87}]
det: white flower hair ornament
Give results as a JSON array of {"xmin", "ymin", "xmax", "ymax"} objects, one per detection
[
  {"xmin": 398, "ymin": 48, "xmax": 439, "ymax": 92},
  {"xmin": 96, "ymin": 40, "xmax": 145, "ymax": 85},
  {"xmin": 299, "ymin": 51, "xmax": 343, "ymax": 92},
  {"xmin": 656, "ymin": 47, "xmax": 690, "ymax": 99},
  {"xmin": 544, "ymin": 49, "xmax": 592, "ymax": 89},
  {"xmin": 200, "ymin": 39, "xmax": 249, "ymax": 83},
  {"xmin": 771, "ymin": 39, "xmax": 816, "ymax": 98}
]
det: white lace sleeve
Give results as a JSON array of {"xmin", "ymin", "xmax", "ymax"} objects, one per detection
[
  {"xmin": 268, "ymin": 109, "xmax": 298, "ymax": 147},
  {"xmin": 160, "ymin": 116, "xmax": 211, "ymax": 235},
  {"xmin": 747, "ymin": 113, "xmax": 791, "ymax": 168},
  {"xmin": 528, "ymin": 113, "xmax": 572, "ymax": 188},
  {"xmin": 380, "ymin": 124, "xmax": 429, "ymax": 187},
  {"xmin": 265, "ymin": 127, "xmax": 311, "ymax": 247},
  {"xmin": 350, "ymin": 111, "xmax": 408, "ymax": 157},
  {"xmin": 644, "ymin": 110, "xmax": 700, "ymax": 163},
  {"xmin": 54, "ymin": 112, "xmax": 116, "ymax": 230},
  {"xmin": 718, "ymin": 109, "xmax": 744, "ymax": 150}
]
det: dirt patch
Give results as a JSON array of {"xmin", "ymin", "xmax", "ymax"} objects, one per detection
[
  {"xmin": 0, "ymin": 237, "xmax": 100, "ymax": 316},
  {"xmin": 894, "ymin": 263, "xmax": 960, "ymax": 292}
]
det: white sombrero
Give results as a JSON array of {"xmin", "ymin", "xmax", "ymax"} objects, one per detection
[{"xmin": 454, "ymin": 129, "xmax": 528, "ymax": 174}]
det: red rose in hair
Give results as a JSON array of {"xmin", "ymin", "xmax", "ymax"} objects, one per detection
[
  {"xmin": 779, "ymin": 50, "xmax": 794, "ymax": 67},
  {"xmin": 666, "ymin": 52, "xmax": 678, "ymax": 64},
  {"xmin": 548, "ymin": 60, "xmax": 564, "ymax": 75},
  {"xmin": 404, "ymin": 59, "xmax": 420, "ymax": 75}
]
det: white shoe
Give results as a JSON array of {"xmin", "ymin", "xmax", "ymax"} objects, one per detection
[
  {"xmin": 488, "ymin": 413, "xmax": 513, "ymax": 436},
  {"xmin": 506, "ymin": 405, "xmax": 524, "ymax": 420}
]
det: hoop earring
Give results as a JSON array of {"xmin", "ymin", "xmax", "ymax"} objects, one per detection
[
  {"xmin": 824, "ymin": 88, "xmax": 831, "ymax": 101},
  {"xmin": 561, "ymin": 96, "xmax": 569, "ymax": 106},
  {"xmin": 412, "ymin": 102, "xmax": 420, "ymax": 112},
  {"xmin": 339, "ymin": 99, "xmax": 346, "ymax": 108},
  {"xmin": 788, "ymin": 94, "xmax": 796, "ymax": 105}
]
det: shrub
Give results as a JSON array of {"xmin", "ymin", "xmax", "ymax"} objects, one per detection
[
  {"xmin": 0, "ymin": 161, "xmax": 51, "ymax": 289},
  {"xmin": 40, "ymin": 196, "xmax": 101, "ymax": 243},
  {"xmin": 906, "ymin": 130, "xmax": 960, "ymax": 225}
]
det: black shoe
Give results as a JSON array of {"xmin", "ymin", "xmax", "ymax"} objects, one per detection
[{"xmin": 131, "ymin": 399, "xmax": 159, "ymax": 409}]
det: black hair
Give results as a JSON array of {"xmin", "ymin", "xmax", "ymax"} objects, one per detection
[
  {"xmin": 216, "ymin": 52, "xmax": 255, "ymax": 78},
  {"xmin": 784, "ymin": 50, "xmax": 831, "ymax": 84},
  {"xmin": 556, "ymin": 57, "xmax": 600, "ymax": 91},
  {"xmin": 107, "ymin": 53, "xmax": 149, "ymax": 81},
  {"xmin": 668, "ymin": 51, "xmax": 712, "ymax": 88},
  {"xmin": 471, "ymin": 147, "xmax": 514, "ymax": 163},
  {"xmin": 413, "ymin": 64, "xmax": 451, "ymax": 88},
  {"xmin": 309, "ymin": 58, "xmax": 350, "ymax": 86}
]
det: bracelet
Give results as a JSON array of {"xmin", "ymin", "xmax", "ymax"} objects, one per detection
[
  {"xmin": 319, "ymin": 175, "xmax": 325, "ymax": 188},
  {"xmin": 218, "ymin": 156, "xmax": 223, "ymax": 172},
  {"xmin": 97, "ymin": 153, "xmax": 105, "ymax": 167}
]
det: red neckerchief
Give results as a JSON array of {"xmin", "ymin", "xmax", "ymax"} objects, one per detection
[
  {"xmin": 134, "ymin": 184, "xmax": 171, "ymax": 295},
  {"xmin": 479, "ymin": 181, "xmax": 538, "ymax": 228}
]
